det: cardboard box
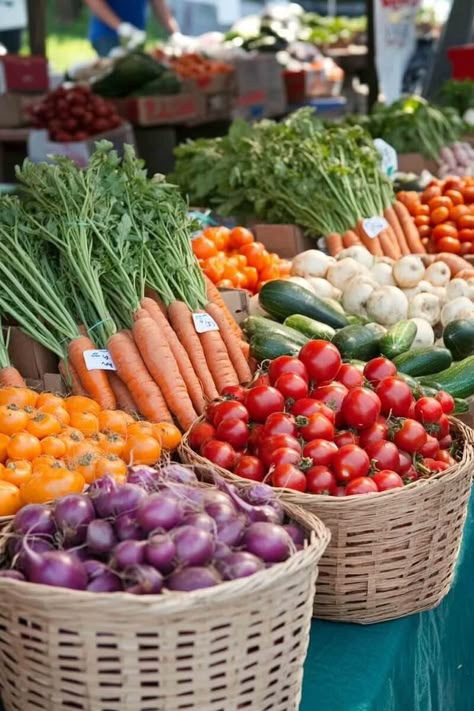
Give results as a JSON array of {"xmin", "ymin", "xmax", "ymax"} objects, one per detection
[
  {"xmin": 0, "ymin": 92, "xmax": 45, "ymax": 128},
  {"xmin": 397, "ymin": 153, "xmax": 438, "ymax": 175},
  {"xmin": 114, "ymin": 93, "xmax": 201, "ymax": 127},
  {"xmin": 28, "ymin": 122, "xmax": 135, "ymax": 167},
  {"xmin": 219, "ymin": 288, "xmax": 250, "ymax": 325},
  {"xmin": 6, "ymin": 328, "xmax": 58, "ymax": 382},
  {"xmin": 27, "ymin": 374, "xmax": 67, "ymax": 395},
  {"xmin": 0, "ymin": 55, "xmax": 49, "ymax": 93},
  {"xmin": 252, "ymin": 223, "xmax": 315, "ymax": 259},
  {"xmin": 184, "ymin": 72, "xmax": 235, "ymax": 96},
  {"xmin": 233, "ymin": 54, "xmax": 286, "ymax": 120},
  {"xmin": 197, "ymin": 91, "xmax": 233, "ymax": 123}
]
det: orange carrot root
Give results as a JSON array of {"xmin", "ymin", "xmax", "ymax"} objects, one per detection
[
  {"xmin": 326, "ymin": 232, "xmax": 344, "ymax": 256},
  {"xmin": 0, "ymin": 366, "xmax": 26, "ymax": 388},
  {"xmin": 108, "ymin": 372, "xmax": 137, "ymax": 413},
  {"xmin": 205, "ymin": 302, "xmax": 252, "ymax": 384},
  {"xmin": 204, "ymin": 275, "xmax": 243, "ymax": 341},
  {"xmin": 198, "ymin": 326, "xmax": 239, "ymax": 392},
  {"xmin": 59, "ymin": 359, "xmax": 88, "ymax": 396}
]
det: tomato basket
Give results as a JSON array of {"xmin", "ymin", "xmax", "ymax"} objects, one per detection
[
  {"xmin": 0, "ymin": 489, "xmax": 329, "ymax": 711},
  {"xmin": 180, "ymin": 418, "xmax": 474, "ymax": 624}
]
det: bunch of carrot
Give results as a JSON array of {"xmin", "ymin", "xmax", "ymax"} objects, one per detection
[{"xmin": 325, "ymin": 200, "xmax": 426, "ymax": 258}]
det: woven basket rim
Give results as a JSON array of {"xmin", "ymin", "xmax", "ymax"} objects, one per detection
[{"xmin": 180, "ymin": 417, "xmax": 474, "ymax": 509}]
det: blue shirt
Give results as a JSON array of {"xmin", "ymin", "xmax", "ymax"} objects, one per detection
[{"xmin": 89, "ymin": 0, "xmax": 148, "ymax": 42}]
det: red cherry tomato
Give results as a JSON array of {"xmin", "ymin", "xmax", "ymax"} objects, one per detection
[
  {"xmin": 212, "ymin": 401, "xmax": 249, "ymax": 427},
  {"xmin": 253, "ymin": 372, "xmax": 270, "ymax": 388},
  {"xmin": 262, "ymin": 413, "xmax": 297, "ymax": 438},
  {"xmin": 336, "ymin": 364, "xmax": 364, "ymax": 389},
  {"xmin": 435, "ymin": 414, "xmax": 450, "ymax": 440},
  {"xmin": 201, "ymin": 440, "xmax": 236, "ymax": 469},
  {"xmin": 188, "ymin": 421, "xmax": 216, "ymax": 451},
  {"xmin": 398, "ymin": 450, "xmax": 413, "ymax": 474},
  {"xmin": 376, "ymin": 377, "xmax": 414, "ymax": 417},
  {"xmin": 298, "ymin": 413, "xmax": 335, "ymax": 442},
  {"xmin": 233, "ymin": 455, "xmax": 265, "ymax": 482},
  {"xmin": 403, "ymin": 466, "xmax": 419, "ymax": 483},
  {"xmin": 215, "ymin": 418, "xmax": 249, "ymax": 450},
  {"xmin": 436, "ymin": 449, "xmax": 455, "ymax": 466},
  {"xmin": 274, "ymin": 373, "xmax": 309, "ymax": 401},
  {"xmin": 436, "ymin": 390, "xmax": 455, "ymax": 415},
  {"xmin": 334, "ymin": 430, "xmax": 359, "ymax": 447},
  {"xmin": 346, "ymin": 477, "xmax": 378, "ymax": 495},
  {"xmin": 332, "ymin": 444, "xmax": 371, "ymax": 483},
  {"xmin": 221, "ymin": 385, "xmax": 247, "ymax": 403},
  {"xmin": 245, "ymin": 386, "xmax": 285, "ymax": 423},
  {"xmin": 259, "ymin": 435, "xmax": 302, "ymax": 468},
  {"xmin": 365, "ymin": 440, "xmax": 400, "ymax": 472},
  {"xmin": 438, "ymin": 434, "xmax": 453, "ymax": 450},
  {"xmin": 311, "ymin": 383, "xmax": 348, "ymax": 428},
  {"xmin": 423, "ymin": 458, "xmax": 449, "ymax": 473},
  {"xmin": 415, "ymin": 397, "xmax": 443, "ymax": 424},
  {"xmin": 268, "ymin": 355, "xmax": 309, "ymax": 384},
  {"xmin": 247, "ymin": 423, "xmax": 264, "ymax": 455},
  {"xmin": 363, "ymin": 357, "xmax": 397, "ymax": 385},
  {"xmin": 358, "ymin": 417, "xmax": 389, "ymax": 447},
  {"xmin": 371, "ymin": 470, "xmax": 404, "ymax": 491},
  {"xmin": 298, "ymin": 340, "xmax": 342, "ymax": 384},
  {"xmin": 302, "ymin": 439, "xmax": 338, "ymax": 467},
  {"xmin": 306, "ymin": 466, "xmax": 337, "ymax": 495},
  {"xmin": 341, "ymin": 387, "xmax": 381, "ymax": 430},
  {"xmin": 290, "ymin": 398, "xmax": 336, "ymax": 423},
  {"xmin": 394, "ymin": 419, "xmax": 427, "ymax": 453},
  {"xmin": 267, "ymin": 447, "xmax": 302, "ymax": 469},
  {"xmin": 272, "ymin": 464, "xmax": 307, "ymax": 492}
]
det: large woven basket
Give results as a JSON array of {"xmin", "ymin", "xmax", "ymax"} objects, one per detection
[
  {"xmin": 180, "ymin": 419, "xmax": 474, "ymax": 624},
  {"xmin": 0, "ymin": 502, "xmax": 329, "ymax": 711}
]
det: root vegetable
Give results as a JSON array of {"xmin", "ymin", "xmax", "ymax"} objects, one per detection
[
  {"xmin": 393, "ymin": 256, "xmax": 425, "ymax": 288},
  {"xmin": 367, "ymin": 286, "xmax": 408, "ymax": 326},
  {"xmin": 306, "ymin": 277, "xmax": 341, "ymax": 301},
  {"xmin": 446, "ymin": 279, "xmax": 471, "ymax": 301},
  {"xmin": 424, "ymin": 262, "xmax": 451, "ymax": 287},
  {"xmin": 288, "ymin": 276, "xmax": 315, "ymax": 292},
  {"xmin": 441, "ymin": 297, "xmax": 474, "ymax": 326},
  {"xmin": 336, "ymin": 246, "xmax": 374, "ymax": 269},
  {"xmin": 409, "ymin": 318, "xmax": 435, "ymax": 348},
  {"xmin": 407, "ymin": 293, "xmax": 441, "ymax": 326},
  {"xmin": 327, "ymin": 258, "xmax": 369, "ymax": 291},
  {"xmin": 370, "ymin": 262, "xmax": 395, "ymax": 286},
  {"xmin": 403, "ymin": 280, "xmax": 435, "ymax": 301},
  {"xmin": 431, "ymin": 286, "xmax": 446, "ymax": 304},
  {"xmin": 291, "ymin": 250, "xmax": 335, "ymax": 278},
  {"xmin": 342, "ymin": 276, "xmax": 377, "ymax": 317}
]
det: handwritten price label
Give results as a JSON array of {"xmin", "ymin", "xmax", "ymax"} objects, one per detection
[
  {"xmin": 374, "ymin": 138, "xmax": 398, "ymax": 177},
  {"xmin": 192, "ymin": 313, "xmax": 219, "ymax": 334},
  {"xmin": 83, "ymin": 350, "xmax": 117, "ymax": 372},
  {"xmin": 363, "ymin": 216, "xmax": 389, "ymax": 239}
]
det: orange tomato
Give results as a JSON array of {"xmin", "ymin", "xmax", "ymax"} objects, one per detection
[
  {"xmin": 450, "ymin": 204, "xmax": 470, "ymax": 221},
  {"xmin": 58, "ymin": 429, "xmax": 85, "ymax": 456},
  {"xmin": 458, "ymin": 214, "xmax": 474, "ymax": 230},
  {"xmin": 0, "ymin": 480, "xmax": 22, "ymax": 516},
  {"xmin": 216, "ymin": 279, "xmax": 234, "ymax": 288},
  {"xmin": 64, "ymin": 395, "xmax": 101, "ymax": 416},
  {"xmin": 31, "ymin": 455, "xmax": 57, "ymax": 474},
  {"xmin": 39, "ymin": 403, "xmax": 70, "ymax": 426},
  {"xmin": 99, "ymin": 433, "xmax": 125, "ymax": 458},
  {"xmin": 95, "ymin": 455, "xmax": 128, "ymax": 481},
  {"xmin": 127, "ymin": 421, "xmax": 154, "ymax": 437},
  {"xmin": 458, "ymin": 228, "xmax": 474, "ymax": 243},
  {"xmin": 20, "ymin": 468, "xmax": 85, "ymax": 505},
  {"xmin": 69, "ymin": 411, "xmax": 99, "ymax": 437},
  {"xmin": 259, "ymin": 264, "xmax": 280, "ymax": 282},
  {"xmin": 26, "ymin": 412, "xmax": 62, "ymax": 439},
  {"xmin": 443, "ymin": 178, "xmax": 463, "ymax": 192},
  {"xmin": 0, "ymin": 387, "xmax": 37, "ymax": 409},
  {"xmin": 429, "ymin": 196, "xmax": 453, "ymax": 211},
  {"xmin": 460, "ymin": 241, "xmax": 473, "ymax": 255},
  {"xmin": 153, "ymin": 422, "xmax": 182, "ymax": 451},
  {"xmin": 97, "ymin": 409, "xmax": 128, "ymax": 436},
  {"xmin": 192, "ymin": 235, "xmax": 218, "ymax": 260},
  {"xmin": 0, "ymin": 433, "xmax": 9, "ymax": 463},
  {"xmin": 36, "ymin": 392, "xmax": 63, "ymax": 409},
  {"xmin": 7, "ymin": 432, "xmax": 41, "ymax": 461},
  {"xmin": 462, "ymin": 186, "xmax": 474, "ymax": 203},
  {"xmin": 67, "ymin": 440, "xmax": 98, "ymax": 462},
  {"xmin": 430, "ymin": 207, "xmax": 450, "ymax": 225},
  {"xmin": 232, "ymin": 270, "xmax": 248, "ymax": 289},
  {"xmin": 243, "ymin": 266, "xmax": 258, "ymax": 292},
  {"xmin": 74, "ymin": 453, "xmax": 99, "ymax": 484},
  {"xmin": 203, "ymin": 226, "xmax": 231, "ymax": 251},
  {"xmin": 445, "ymin": 189, "xmax": 464, "ymax": 206},
  {"xmin": 278, "ymin": 260, "xmax": 292, "ymax": 276},
  {"xmin": 414, "ymin": 215, "xmax": 430, "ymax": 227},
  {"xmin": 202, "ymin": 257, "xmax": 224, "ymax": 284},
  {"xmin": 2, "ymin": 460, "xmax": 32, "ymax": 487},
  {"xmin": 437, "ymin": 236, "xmax": 461, "ymax": 254},
  {"xmin": 123, "ymin": 433, "xmax": 161, "ymax": 466},
  {"xmin": 41, "ymin": 435, "xmax": 67, "ymax": 458},
  {"xmin": 0, "ymin": 405, "xmax": 28, "ymax": 436},
  {"xmin": 421, "ymin": 186, "xmax": 442, "ymax": 203},
  {"xmin": 414, "ymin": 204, "xmax": 430, "ymax": 216},
  {"xmin": 228, "ymin": 226, "xmax": 254, "ymax": 249},
  {"xmin": 221, "ymin": 262, "xmax": 238, "ymax": 283},
  {"xmin": 431, "ymin": 224, "xmax": 459, "ymax": 242}
]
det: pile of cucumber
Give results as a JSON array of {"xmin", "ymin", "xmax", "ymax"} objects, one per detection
[{"xmin": 243, "ymin": 280, "xmax": 474, "ymax": 402}]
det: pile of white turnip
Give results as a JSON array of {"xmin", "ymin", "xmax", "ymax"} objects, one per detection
[{"xmin": 288, "ymin": 246, "xmax": 474, "ymax": 345}]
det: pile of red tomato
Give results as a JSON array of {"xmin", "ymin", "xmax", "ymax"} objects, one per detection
[
  {"xmin": 398, "ymin": 177, "xmax": 474, "ymax": 256},
  {"xmin": 189, "ymin": 341, "xmax": 458, "ymax": 496},
  {"xmin": 192, "ymin": 226, "xmax": 291, "ymax": 294}
]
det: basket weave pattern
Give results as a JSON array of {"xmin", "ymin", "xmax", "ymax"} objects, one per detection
[
  {"xmin": 180, "ymin": 419, "xmax": 474, "ymax": 624},
  {"xmin": 0, "ymin": 503, "xmax": 329, "ymax": 711}
]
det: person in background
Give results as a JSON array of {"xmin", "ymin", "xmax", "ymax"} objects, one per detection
[
  {"xmin": 84, "ymin": 0, "xmax": 180, "ymax": 57},
  {"xmin": 0, "ymin": 0, "xmax": 27, "ymax": 53}
]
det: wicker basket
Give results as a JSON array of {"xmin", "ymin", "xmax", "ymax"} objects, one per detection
[
  {"xmin": 0, "ymin": 502, "xmax": 329, "ymax": 711},
  {"xmin": 180, "ymin": 419, "xmax": 474, "ymax": 624}
]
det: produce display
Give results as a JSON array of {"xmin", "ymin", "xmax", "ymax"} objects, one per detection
[
  {"xmin": 164, "ymin": 53, "xmax": 233, "ymax": 81},
  {"xmin": 92, "ymin": 50, "xmax": 181, "ymax": 98},
  {"xmin": 440, "ymin": 79, "xmax": 474, "ymax": 125},
  {"xmin": 0, "ymin": 466, "xmax": 306, "ymax": 592},
  {"xmin": 192, "ymin": 225, "xmax": 291, "ymax": 293},
  {"xmin": 398, "ymin": 179, "xmax": 474, "ymax": 256},
  {"xmin": 29, "ymin": 85, "xmax": 122, "ymax": 143}
]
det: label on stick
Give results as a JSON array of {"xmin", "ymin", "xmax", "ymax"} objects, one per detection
[
  {"xmin": 83, "ymin": 349, "xmax": 117, "ymax": 371},
  {"xmin": 374, "ymin": 138, "xmax": 398, "ymax": 177},
  {"xmin": 363, "ymin": 216, "xmax": 388, "ymax": 239},
  {"xmin": 192, "ymin": 312, "xmax": 219, "ymax": 333}
]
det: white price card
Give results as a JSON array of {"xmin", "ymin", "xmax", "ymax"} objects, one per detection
[
  {"xmin": 363, "ymin": 216, "xmax": 389, "ymax": 239},
  {"xmin": 192, "ymin": 313, "xmax": 219, "ymax": 334},
  {"xmin": 374, "ymin": 138, "xmax": 398, "ymax": 178},
  {"xmin": 83, "ymin": 350, "xmax": 117, "ymax": 372}
]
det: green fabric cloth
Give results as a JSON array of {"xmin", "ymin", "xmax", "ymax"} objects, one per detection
[{"xmin": 301, "ymin": 487, "xmax": 474, "ymax": 711}]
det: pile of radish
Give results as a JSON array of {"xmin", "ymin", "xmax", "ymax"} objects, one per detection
[
  {"xmin": 190, "ymin": 342, "xmax": 460, "ymax": 496},
  {"xmin": 0, "ymin": 465, "xmax": 304, "ymax": 592}
]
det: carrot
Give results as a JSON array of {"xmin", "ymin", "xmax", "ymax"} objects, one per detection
[
  {"xmin": 132, "ymin": 315, "xmax": 198, "ymax": 431},
  {"xmin": 384, "ymin": 206, "xmax": 410, "ymax": 256},
  {"xmin": 342, "ymin": 230, "xmax": 361, "ymax": 247},
  {"xmin": 240, "ymin": 341, "xmax": 250, "ymax": 361},
  {"xmin": 68, "ymin": 336, "xmax": 116, "ymax": 409},
  {"xmin": 59, "ymin": 359, "xmax": 88, "ymax": 396},
  {"xmin": 204, "ymin": 276, "xmax": 242, "ymax": 342},
  {"xmin": 393, "ymin": 201, "xmax": 426, "ymax": 253},
  {"xmin": 198, "ymin": 325, "xmax": 239, "ymax": 393},
  {"xmin": 378, "ymin": 228, "xmax": 400, "ymax": 259},
  {"xmin": 326, "ymin": 232, "xmax": 343, "ymax": 256},
  {"xmin": 141, "ymin": 297, "xmax": 206, "ymax": 414},
  {"xmin": 205, "ymin": 302, "xmax": 252, "ymax": 384},
  {"xmin": 108, "ymin": 372, "xmax": 137, "ymax": 413},
  {"xmin": 0, "ymin": 366, "xmax": 26, "ymax": 388},
  {"xmin": 168, "ymin": 300, "xmax": 219, "ymax": 402},
  {"xmin": 356, "ymin": 220, "xmax": 384, "ymax": 256},
  {"xmin": 144, "ymin": 288, "xmax": 169, "ymax": 318},
  {"xmin": 108, "ymin": 331, "xmax": 172, "ymax": 423}
]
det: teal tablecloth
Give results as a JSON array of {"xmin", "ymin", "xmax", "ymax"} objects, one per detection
[{"xmin": 301, "ymin": 489, "xmax": 474, "ymax": 711}]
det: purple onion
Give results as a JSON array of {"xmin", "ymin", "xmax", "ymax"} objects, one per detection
[
  {"xmin": 84, "ymin": 559, "xmax": 105, "ymax": 577},
  {"xmin": 114, "ymin": 512, "xmax": 144, "ymax": 541},
  {"xmin": 213, "ymin": 542, "xmax": 232, "ymax": 560},
  {"xmin": 107, "ymin": 484, "xmax": 148, "ymax": 518},
  {"xmin": 217, "ymin": 477, "xmax": 284, "ymax": 524},
  {"xmin": 144, "ymin": 534, "xmax": 176, "ymax": 574},
  {"xmin": 89, "ymin": 475, "xmax": 119, "ymax": 517},
  {"xmin": 63, "ymin": 545, "xmax": 89, "ymax": 562},
  {"xmin": 184, "ymin": 512, "xmax": 216, "ymax": 533},
  {"xmin": 24, "ymin": 549, "xmax": 88, "ymax": 590},
  {"xmin": 159, "ymin": 464, "xmax": 198, "ymax": 485},
  {"xmin": 13, "ymin": 504, "xmax": 56, "ymax": 538},
  {"xmin": 283, "ymin": 524, "xmax": 305, "ymax": 546},
  {"xmin": 166, "ymin": 566, "xmax": 221, "ymax": 591},
  {"xmin": 85, "ymin": 561, "xmax": 122, "ymax": 593},
  {"xmin": 86, "ymin": 519, "xmax": 116, "ymax": 556},
  {"xmin": 127, "ymin": 465, "xmax": 158, "ymax": 491},
  {"xmin": 14, "ymin": 537, "xmax": 55, "ymax": 572},
  {"xmin": 205, "ymin": 502, "xmax": 237, "ymax": 525},
  {"xmin": 163, "ymin": 483, "xmax": 205, "ymax": 512},
  {"xmin": 0, "ymin": 570, "xmax": 25, "ymax": 581},
  {"xmin": 203, "ymin": 489, "xmax": 234, "ymax": 508},
  {"xmin": 243, "ymin": 522, "xmax": 292, "ymax": 563},
  {"xmin": 137, "ymin": 492, "xmax": 184, "ymax": 532},
  {"xmin": 216, "ymin": 516, "xmax": 246, "ymax": 547},
  {"xmin": 111, "ymin": 540, "xmax": 146, "ymax": 570},
  {"xmin": 173, "ymin": 525, "xmax": 215, "ymax": 567},
  {"xmin": 244, "ymin": 483, "xmax": 276, "ymax": 506},
  {"xmin": 54, "ymin": 494, "xmax": 95, "ymax": 546},
  {"xmin": 124, "ymin": 565, "xmax": 163, "ymax": 594},
  {"xmin": 216, "ymin": 552, "xmax": 264, "ymax": 580}
]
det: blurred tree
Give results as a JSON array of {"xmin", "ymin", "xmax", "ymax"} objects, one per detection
[{"xmin": 55, "ymin": 0, "xmax": 82, "ymax": 24}]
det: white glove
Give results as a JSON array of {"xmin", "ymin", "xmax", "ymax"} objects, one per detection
[{"xmin": 117, "ymin": 22, "xmax": 146, "ymax": 49}]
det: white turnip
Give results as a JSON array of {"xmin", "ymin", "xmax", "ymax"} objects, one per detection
[
  {"xmin": 367, "ymin": 286, "xmax": 408, "ymax": 326},
  {"xmin": 393, "ymin": 256, "xmax": 425, "ymax": 288}
]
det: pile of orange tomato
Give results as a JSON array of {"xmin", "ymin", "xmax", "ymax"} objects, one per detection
[
  {"xmin": 398, "ymin": 177, "xmax": 474, "ymax": 255},
  {"xmin": 192, "ymin": 226, "xmax": 291, "ymax": 294},
  {"xmin": 0, "ymin": 388, "xmax": 181, "ymax": 517}
]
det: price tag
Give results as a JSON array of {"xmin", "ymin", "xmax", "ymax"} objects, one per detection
[
  {"xmin": 363, "ymin": 216, "xmax": 388, "ymax": 239},
  {"xmin": 374, "ymin": 138, "xmax": 398, "ymax": 177},
  {"xmin": 192, "ymin": 313, "xmax": 219, "ymax": 334},
  {"xmin": 83, "ymin": 349, "xmax": 117, "ymax": 371}
]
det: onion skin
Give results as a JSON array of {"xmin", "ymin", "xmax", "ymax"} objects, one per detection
[
  {"xmin": 243, "ymin": 523, "xmax": 293, "ymax": 563},
  {"xmin": 54, "ymin": 494, "xmax": 95, "ymax": 546},
  {"xmin": 144, "ymin": 534, "xmax": 176, "ymax": 574},
  {"xmin": 124, "ymin": 565, "xmax": 163, "ymax": 595},
  {"xmin": 25, "ymin": 550, "xmax": 88, "ymax": 590},
  {"xmin": 137, "ymin": 492, "xmax": 184, "ymax": 532},
  {"xmin": 86, "ymin": 520, "xmax": 116, "ymax": 556},
  {"xmin": 13, "ymin": 504, "xmax": 56, "ymax": 538},
  {"xmin": 166, "ymin": 566, "xmax": 221, "ymax": 591}
]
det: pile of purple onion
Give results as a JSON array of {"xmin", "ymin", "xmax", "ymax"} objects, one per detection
[{"xmin": 0, "ymin": 464, "xmax": 307, "ymax": 594}]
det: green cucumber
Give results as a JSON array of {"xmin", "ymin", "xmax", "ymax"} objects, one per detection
[
  {"xmin": 250, "ymin": 334, "xmax": 301, "ymax": 362},
  {"xmin": 283, "ymin": 315, "xmax": 336, "ymax": 341},
  {"xmin": 453, "ymin": 398, "xmax": 469, "ymax": 415},
  {"xmin": 443, "ymin": 319, "xmax": 474, "ymax": 360},
  {"xmin": 258, "ymin": 280, "xmax": 349, "ymax": 329},
  {"xmin": 346, "ymin": 314, "xmax": 371, "ymax": 326},
  {"xmin": 379, "ymin": 320, "xmax": 417, "ymax": 359},
  {"xmin": 241, "ymin": 316, "xmax": 308, "ymax": 346},
  {"xmin": 393, "ymin": 347, "xmax": 452, "ymax": 377},
  {"xmin": 395, "ymin": 372, "xmax": 420, "ymax": 391},
  {"xmin": 417, "ymin": 356, "xmax": 474, "ymax": 399},
  {"xmin": 332, "ymin": 324, "xmax": 381, "ymax": 361}
]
